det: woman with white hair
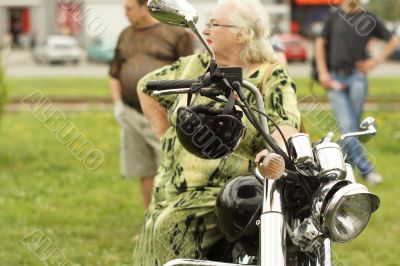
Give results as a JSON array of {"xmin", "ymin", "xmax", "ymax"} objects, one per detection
[{"xmin": 133, "ymin": 0, "xmax": 301, "ymax": 264}]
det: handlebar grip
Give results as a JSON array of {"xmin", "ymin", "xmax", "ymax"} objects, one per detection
[{"xmin": 146, "ymin": 80, "xmax": 196, "ymax": 91}]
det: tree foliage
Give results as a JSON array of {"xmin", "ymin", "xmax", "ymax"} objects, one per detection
[{"xmin": 367, "ymin": 0, "xmax": 400, "ymax": 21}]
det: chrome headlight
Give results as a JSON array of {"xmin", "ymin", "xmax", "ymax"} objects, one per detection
[{"xmin": 312, "ymin": 180, "xmax": 380, "ymax": 243}]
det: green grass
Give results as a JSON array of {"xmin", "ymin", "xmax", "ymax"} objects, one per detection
[
  {"xmin": 4, "ymin": 77, "xmax": 400, "ymax": 101},
  {"xmin": 1, "ymin": 72, "xmax": 400, "ymax": 265},
  {"xmin": 1, "ymin": 109, "xmax": 399, "ymax": 265},
  {"xmin": 294, "ymin": 77, "xmax": 400, "ymax": 99},
  {"xmin": 5, "ymin": 77, "xmax": 109, "ymax": 99},
  {"xmin": 0, "ymin": 58, "xmax": 6, "ymax": 120},
  {"xmin": 0, "ymin": 111, "xmax": 144, "ymax": 265}
]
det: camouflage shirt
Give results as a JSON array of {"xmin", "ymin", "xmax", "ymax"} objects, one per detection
[{"xmin": 133, "ymin": 53, "xmax": 301, "ymax": 265}]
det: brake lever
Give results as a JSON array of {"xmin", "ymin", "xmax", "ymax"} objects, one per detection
[
  {"xmin": 153, "ymin": 86, "xmax": 227, "ymax": 98},
  {"xmin": 152, "ymin": 88, "xmax": 190, "ymax": 96},
  {"xmin": 199, "ymin": 86, "xmax": 226, "ymax": 97}
]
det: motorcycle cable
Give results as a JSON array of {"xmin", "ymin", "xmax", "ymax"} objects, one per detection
[
  {"xmin": 147, "ymin": 65, "xmax": 295, "ymax": 169},
  {"xmin": 209, "ymin": 94, "xmax": 313, "ymax": 196},
  {"xmin": 205, "ymin": 81, "xmax": 295, "ymax": 171},
  {"xmin": 230, "ymin": 81, "xmax": 295, "ymax": 170},
  {"xmin": 187, "ymin": 65, "xmax": 290, "ymax": 162},
  {"xmin": 240, "ymin": 104, "xmax": 292, "ymax": 160},
  {"xmin": 231, "ymin": 96, "xmax": 314, "ymax": 198},
  {"xmin": 236, "ymin": 101, "xmax": 292, "ymax": 161},
  {"xmin": 228, "ymin": 94, "xmax": 314, "ymax": 198},
  {"xmin": 149, "ymin": 78, "xmax": 316, "ymax": 198}
]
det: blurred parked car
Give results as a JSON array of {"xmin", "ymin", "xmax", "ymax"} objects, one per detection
[
  {"xmin": 87, "ymin": 38, "xmax": 116, "ymax": 64},
  {"xmin": 33, "ymin": 35, "xmax": 82, "ymax": 64},
  {"xmin": 367, "ymin": 38, "xmax": 400, "ymax": 61},
  {"xmin": 274, "ymin": 33, "xmax": 308, "ymax": 62},
  {"xmin": 390, "ymin": 44, "xmax": 400, "ymax": 60}
]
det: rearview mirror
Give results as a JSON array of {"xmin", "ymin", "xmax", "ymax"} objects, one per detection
[
  {"xmin": 359, "ymin": 117, "xmax": 376, "ymax": 131},
  {"xmin": 339, "ymin": 116, "xmax": 377, "ymax": 143},
  {"xmin": 147, "ymin": 0, "xmax": 215, "ymax": 59},
  {"xmin": 147, "ymin": 0, "xmax": 198, "ymax": 28},
  {"xmin": 359, "ymin": 117, "xmax": 376, "ymax": 143}
]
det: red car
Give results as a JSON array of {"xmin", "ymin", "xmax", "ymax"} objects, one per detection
[{"xmin": 274, "ymin": 33, "xmax": 308, "ymax": 62}]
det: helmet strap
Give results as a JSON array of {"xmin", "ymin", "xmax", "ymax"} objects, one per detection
[
  {"xmin": 186, "ymin": 59, "xmax": 239, "ymax": 116},
  {"xmin": 221, "ymin": 76, "xmax": 237, "ymax": 115},
  {"xmin": 222, "ymin": 85, "xmax": 236, "ymax": 115},
  {"xmin": 187, "ymin": 59, "xmax": 223, "ymax": 106}
]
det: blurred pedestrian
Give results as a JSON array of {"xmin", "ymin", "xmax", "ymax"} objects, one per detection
[
  {"xmin": 315, "ymin": 0, "xmax": 399, "ymax": 184},
  {"xmin": 1, "ymin": 32, "xmax": 12, "ymax": 56},
  {"xmin": 30, "ymin": 30, "xmax": 37, "ymax": 49},
  {"xmin": 11, "ymin": 21, "xmax": 22, "ymax": 48},
  {"xmin": 271, "ymin": 35, "xmax": 287, "ymax": 66},
  {"xmin": 109, "ymin": 0, "xmax": 193, "ymax": 207}
]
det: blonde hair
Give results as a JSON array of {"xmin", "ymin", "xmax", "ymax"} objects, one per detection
[{"xmin": 218, "ymin": 0, "xmax": 276, "ymax": 64}]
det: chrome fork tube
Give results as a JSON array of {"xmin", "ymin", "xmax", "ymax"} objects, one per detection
[
  {"xmin": 318, "ymin": 239, "xmax": 332, "ymax": 266},
  {"xmin": 243, "ymin": 77, "xmax": 286, "ymax": 265},
  {"xmin": 260, "ymin": 178, "xmax": 285, "ymax": 266},
  {"xmin": 309, "ymin": 239, "xmax": 332, "ymax": 266}
]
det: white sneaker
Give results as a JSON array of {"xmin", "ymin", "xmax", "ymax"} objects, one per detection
[{"xmin": 366, "ymin": 172, "xmax": 383, "ymax": 185}]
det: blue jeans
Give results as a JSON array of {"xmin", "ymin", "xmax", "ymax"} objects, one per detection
[{"xmin": 328, "ymin": 70, "xmax": 374, "ymax": 177}]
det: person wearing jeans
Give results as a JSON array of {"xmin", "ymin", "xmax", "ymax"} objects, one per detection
[
  {"xmin": 328, "ymin": 70, "xmax": 374, "ymax": 176},
  {"xmin": 315, "ymin": 0, "xmax": 398, "ymax": 184}
]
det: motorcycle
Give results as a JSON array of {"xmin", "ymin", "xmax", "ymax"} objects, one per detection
[{"xmin": 145, "ymin": 1, "xmax": 380, "ymax": 265}]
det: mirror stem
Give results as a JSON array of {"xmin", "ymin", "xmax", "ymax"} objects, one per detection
[
  {"xmin": 339, "ymin": 127, "xmax": 377, "ymax": 141},
  {"xmin": 187, "ymin": 20, "xmax": 215, "ymax": 60}
]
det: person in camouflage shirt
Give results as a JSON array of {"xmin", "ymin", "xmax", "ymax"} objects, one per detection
[{"xmin": 133, "ymin": 0, "xmax": 301, "ymax": 264}]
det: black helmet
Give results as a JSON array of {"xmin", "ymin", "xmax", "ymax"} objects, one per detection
[
  {"xmin": 215, "ymin": 175, "xmax": 263, "ymax": 242},
  {"xmin": 176, "ymin": 103, "xmax": 246, "ymax": 159}
]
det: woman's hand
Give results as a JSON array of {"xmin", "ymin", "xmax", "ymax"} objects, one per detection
[{"xmin": 254, "ymin": 149, "xmax": 270, "ymax": 165}]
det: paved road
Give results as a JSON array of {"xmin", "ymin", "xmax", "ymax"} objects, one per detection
[
  {"xmin": 288, "ymin": 61, "xmax": 400, "ymax": 77},
  {"xmin": 2, "ymin": 50, "xmax": 109, "ymax": 77},
  {"xmin": 2, "ymin": 50, "xmax": 400, "ymax": 78}
]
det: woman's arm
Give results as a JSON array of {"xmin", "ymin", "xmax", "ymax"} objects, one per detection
[
  {"xmin": 271, "ymin": 125, "xmax": 298, "ymax": 152},
  {"xmin": 137, "ymin": 58, "xmax": 191, "ymax": 140},
  {"xmin": 138, "ymin": 91, "xmax": 170, "ymax": 140},
  {"xmin": 255, "ymin": 64, "xmax": 301, "ymax": 165}
]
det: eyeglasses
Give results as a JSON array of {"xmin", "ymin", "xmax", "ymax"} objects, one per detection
[{"xmin": 204, "ymin": 21, "xmax": 239, "ymax": 30}]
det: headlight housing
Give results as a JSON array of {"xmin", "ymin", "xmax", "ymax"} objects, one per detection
[{"xmin": 312, "ymin": 180, "xmax": 380, "ymax": 243}]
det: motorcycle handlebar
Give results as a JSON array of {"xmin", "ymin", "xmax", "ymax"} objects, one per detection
[{"xmin": 146, "ymin": 80, "xmax": 196, "ymax": 91}]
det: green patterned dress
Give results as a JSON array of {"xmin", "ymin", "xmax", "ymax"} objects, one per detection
[{"xmin": 133, "ymin": 53, "xmax": 301, "ymax": 265}]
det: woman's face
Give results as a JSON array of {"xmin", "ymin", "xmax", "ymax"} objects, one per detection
[{"xmin": 202, "ymin": 4, "xmax": 242, "ymax": 60}]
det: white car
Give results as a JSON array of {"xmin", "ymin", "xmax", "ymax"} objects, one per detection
[{"xmin": 33, "ymin": 35, "xmax": 82, "ymax": 64}]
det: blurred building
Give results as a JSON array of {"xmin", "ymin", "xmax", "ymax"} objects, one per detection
[
  {"xmin": 182, "ymin": 0, "xmax": 291, "ymax": 35},
  {"xmin": 0, "ymin": 0, "xmax": 290, "ymax": 48},
  {"xmin": 290, "ymin": 0, "xmax": 345, "ymax": 38},
  {"xmin": 0, "ymin": 0, "xmax": 127, "ymax": 48},
  {"xmin": 0, "ymin": 0, "xmax": 52, "ymax": 48}
]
